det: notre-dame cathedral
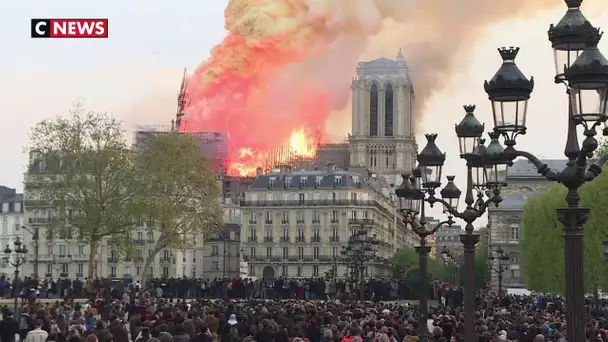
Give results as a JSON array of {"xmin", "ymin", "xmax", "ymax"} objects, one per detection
[{"xmin": 348, "ymin": 49, "xmax": 418, "ymax": 186}]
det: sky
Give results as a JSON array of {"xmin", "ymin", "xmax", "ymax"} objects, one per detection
[{"xmin": 1, "ymin": 0, "xmax": 608, "ymax": 222}]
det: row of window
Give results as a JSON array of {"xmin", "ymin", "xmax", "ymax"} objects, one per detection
[
  {"xmin": 268, "ymin": 175, "xmax": 359, "ymax": 188},
  {"xmin": 250, "ymin": 192, "xmax": 366, "ymax": 203},
  {"xmin": 249, "ymin": 210, "xmax": 370, "ymax": 224},
  {"xmin": 245, "ymin": 246, "xmax": 341, "ymax": 259}
]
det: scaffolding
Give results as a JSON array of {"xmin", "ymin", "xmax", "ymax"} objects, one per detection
[{"xmin": 263, "ymin": 145, "xmax": 318, "ymax": 172}]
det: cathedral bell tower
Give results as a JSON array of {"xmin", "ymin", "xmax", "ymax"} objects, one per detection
[{"xmin": 349, "ymin": 49, "xmax": 418, "ymax": 185}]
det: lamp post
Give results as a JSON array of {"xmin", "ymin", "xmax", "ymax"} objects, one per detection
[
  {"xmin": 441, "ymin": 246, "xmax": 460, "ymax": 287},
  {"xmin": 397, "ymin": 103, "xmax": 513, "ymax": 342},
  {"xmin": 4, "ymin": 238, "xmax": 28, "ymax": 314},
  {"xmin": 488, "ymin": 246, "xmax": 510, "ymax": 298},
  {"xmin": 340, "ymin": 219, "xmax": 377, "ymax": 301},
  {"xmin": 396, "ymin": 168, "xmax": 455, "ymax": 342},
  {"xmin": 20, "ymin": 226, "xmax": 39, "ymax": 280}
]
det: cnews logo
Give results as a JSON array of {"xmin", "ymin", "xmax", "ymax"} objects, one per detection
[{"xmin": 31, "ymin": 19, "xmax": 109, "ymax": 38}]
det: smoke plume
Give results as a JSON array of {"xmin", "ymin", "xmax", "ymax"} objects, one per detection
[{"xmin": 180, "ymin": 0, "xmax": 560, "ymax": 175}]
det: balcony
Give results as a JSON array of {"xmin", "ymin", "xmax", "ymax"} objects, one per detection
[
  {"xmin": 249, "ymin": 220, "xmax": 257, "ymax": 224},
  {"xmin": 280, "ymin": 237, "xmax": 290, "ymax": 243},
  {"xmin": 312, "ymin": 219, "xmax": 321, "ymax": 224},
  {"xmin": 123, "ymin": 273, "xmax": 133, "ymax": 279},
  {"xmin": 107, "ymin": 257, "xmax": 118, "ymax": 263},
  {"xmin": 288, "ymin": 256, "xmax": 299, "ymax": 261},
  {"xmin": 330, "ymin": 219, "xmax": 339, "ymax": 224},
  {"xmin": 146, "ymin": 239, "xmax": 155, "ymax": 244},
  {"xmin": 296, "ymin": 220, "xmax": 305, "ymax": 224},
  {"xmin": 330, "ymin": 236, "xmax": 340, "ymax": 243},
  {"xmin": 281, "ymin": 220, "xmax": 289, "ymax": 224},
  {"xmin": 264, "ymin": 220, "xmax": 273, "ymax": 224},
  {"xmin": 264, "ymin": 237, "xmax": 273, "ymax": 243},
  {"xmin": 311, "ymin": 236, "xmax": 321, "ymax": 243},
  {"xmin": 159, "ymin": 257, "xmax": 171, "ymax": 264},
  {"xmin": 29, "ymin": 217, "xmax": 52, "ymax": 224},
  {"xmin": 348, "ymin": 218, "xmax": 374, "ymax": 225},
  {"xmin": 132, "ymin": 239, "xmax": 146, "ymax": 246},
  {"xmin": 295, "ymin": 237, "xmax": 305, "ymax": 243},
  {"xmin": 75, "ymin": 273, "xmax": 83, "ymax": 278},
  {"xmin": 134, "ymin": 257, "xmax": 144, "ymax": 263},
  {"xmin": 59, "ymin": 272, "xmax": 68, "ymax": 278},
  {"xmin": 45, "ymin": 272, "xmax": 52, "ymax": 278},
  {"xmin": 248, "ymin": 237, "xmax": 257, "ymax": 242}
]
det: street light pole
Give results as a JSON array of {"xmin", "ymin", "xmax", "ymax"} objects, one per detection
[
  {"xmin": 397, "ymin": 172, "xmax": 455, "ymax": 342},
  {"xmin": 4, "ymin": 237, "xmax": 28, "ymax": 314},
  {"xmin": 340, "ymin": 219, "xmax": 377, "ymax": 301},
  {"xmin": 21, "ymin": 226, "xmax": 39, "ymax": 279},
  {"xmin": 488, "ymin": 246, "xmax": 510, "ymax": 298},
  {"xmin": 397, "ymin": 122, "xmax": 509, "ymax": 342}
]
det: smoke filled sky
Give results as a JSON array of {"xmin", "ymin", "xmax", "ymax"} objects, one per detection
[{"xmin": 1, "ymin": 0, "xmax": 608, "ymax": 222}]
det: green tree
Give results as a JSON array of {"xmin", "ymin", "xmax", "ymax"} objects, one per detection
[
  {"xmin": 392, "ymin": 246, "xmax": 447, "ymax": 280},
  {"xmin": 521, "ymin": 139, "xmax": 608, "ymax": 293},
  {"xmin": 135, "ymin": 132, "xmax": 223, "ymax": 285},
  {"xmin": 25, "ymin": 103, "xmax": 140, "ymax": 278}
]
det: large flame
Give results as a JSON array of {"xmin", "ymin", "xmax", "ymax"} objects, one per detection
[{"xmin": 179, "ymin": 0, "xmax": 561, "ymax": 176}]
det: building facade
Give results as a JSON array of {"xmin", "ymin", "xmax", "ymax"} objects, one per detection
[
  {"xmin": 21, "ymin": 152, "xmax": 207, "ymax": 280},
  {"xmin": 348, "ymin": 49, "xmax": 418, "ymax": 187},
  {"xmin": 202, "ymin": 198, "xmax": 243, "ymax": 279},
  {"xmin": 487, "ymin": 159, "xmax": 567, "ymax": 289},
  {"xmin": 240, "ymin": 168, "xmax": 415, "ymax": 280},
  {"xmin": 434, "ymin": 224, "xmax": 464, "ymax": 260},
  {"xmin": 0, "ymin": 186, "xmax": 24, "ymax": 278}
]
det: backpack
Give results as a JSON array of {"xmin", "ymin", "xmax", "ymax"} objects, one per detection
[
  {"xmin": 19, "ymin": 316, "xmax": 29, "ymax": 330},
  {"xmin": 229, "ymin": 325, "xmax": 239, "ymax": 336}
]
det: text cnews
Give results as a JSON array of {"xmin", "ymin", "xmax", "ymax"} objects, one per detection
[{"xmin": 31, "ymin": 19, "xmax": 109, "ymax": 38}]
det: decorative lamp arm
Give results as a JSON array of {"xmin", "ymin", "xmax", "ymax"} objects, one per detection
[
  {"xmin": 428, "ymin": 217, "xmax": 455, "ymax": 236},
  {"xmin": 585, "ymin": 154, "xmax": 608, "ymax": 181},
  {"xmin": 426, "ymin": 197, "xmax": 462, "ymax": 219},
  {"xmin": 508, "ymin": 150, "xmax": 561, "ymax": 182}
]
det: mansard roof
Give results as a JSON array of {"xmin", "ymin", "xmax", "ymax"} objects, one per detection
[{"xmin": 248, "ymin": 170, "xmax": 369, "ymax": 191}]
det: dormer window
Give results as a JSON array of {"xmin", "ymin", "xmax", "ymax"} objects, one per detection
[
  {"xmin": 352, "ymin": 176, "xmax": 360, "ymax": 187},
  {"xmin": 285, "ymin": 177, "xmax": 292, "ymax": 188},
  {"xmin": 269, "ymin": 177, "xmax": 276, "ymax": 188},
  {"xmin": 315, "ymin": 176, "xmax": 323, "ymax": 188},
  {"xmin": 334, "ymin": 176, "xmax": 343, "ymax": 188},
  {"xmin": 300, "ymin": 177, "xmax": 307, "ymax": 188}
]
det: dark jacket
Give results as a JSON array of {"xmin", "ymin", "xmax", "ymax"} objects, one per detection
[
  {"xmin": 0, "ymin": 317, "xmax": 20, "ymax": 342},
  {"xmin": 109, "ymin": 321, "xmax": 130, "ymax": 342}
]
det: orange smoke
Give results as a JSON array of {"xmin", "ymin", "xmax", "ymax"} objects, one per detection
[{"xmin": 179, "ymin": 0, "xmax": 562, "ymax": 176}]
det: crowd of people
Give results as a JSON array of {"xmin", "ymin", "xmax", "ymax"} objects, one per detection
[
  {"xmin": 0, "ymin": 276, "xmax": 606, "ymax": 341},
  {"xmin": 0, "ymin": 277, "xmax": 444, "ymax": 302}
]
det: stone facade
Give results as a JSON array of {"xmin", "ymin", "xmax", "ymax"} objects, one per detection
[
  {"xmin": 240, "ymin": 168, "xmax": 418, "ymax": 279},
  {"xmin": 487, "ymin": 159, "xmax": 567, "ymax": 289},
  {"xmin": 348, "ymin": 50, "xmax": 418, "ymax": 187}
]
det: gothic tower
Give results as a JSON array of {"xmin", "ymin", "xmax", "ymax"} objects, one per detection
[{"xmin": 349, "ymin": 49, "xmax": 418, "ymax": 185}]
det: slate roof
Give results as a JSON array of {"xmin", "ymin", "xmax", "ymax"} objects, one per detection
[
  {"xmin": 0, "ymin": 186, "xmax": 24, "ymax": 213},
  {"xmin": 248, "ymin": 170, "xmax": 367, "ymax": 191},
  {"xmin": 507, "ymin": 158, "xmax": 568, "ymax": 179}
]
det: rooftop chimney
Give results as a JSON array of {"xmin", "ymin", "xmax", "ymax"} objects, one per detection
[
  {"xmin": 256, "ymin": 167, "xmax": 263, "ymax": 176},
  {"xmin": 326, "ymin": 161, "xmax": 336, "ymax": 172}
]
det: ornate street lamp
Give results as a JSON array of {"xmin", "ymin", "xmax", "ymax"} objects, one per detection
[
  {"xmin": 441, "ymin": 246, "xmax": 460, "ymax": 287},
  {"xmin": 340, "ymin": 219, "xmax": 377, "ymax": 301},
  {"xmin": 548, "ymin": 0, "xmax": 598, "ymax": 83},
  {"xmin": 4, "ymin": 238, "xmax": 28, "ymax": 314},
  {"xmin": 473, "ymin": 2, "xmax": 608, "ymax": 339},
  {"xmin": 488, "ymin": 246, "xmax": 510, "ymax": 298},
  {"xmin": 397, "ymin": 104, "xmax": 511, "ymax": 342}
]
